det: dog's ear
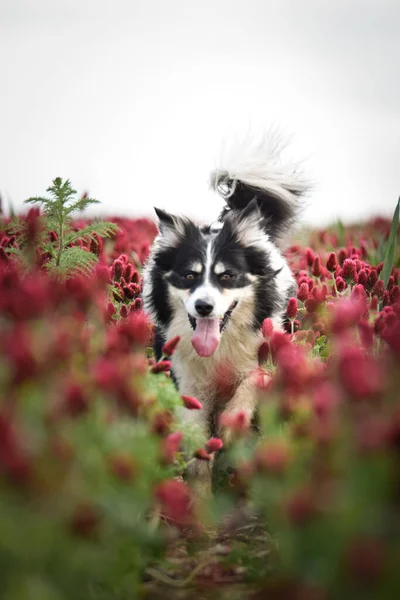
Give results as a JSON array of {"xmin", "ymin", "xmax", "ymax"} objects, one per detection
[
  {"xmin": 230, "ymin": 197, "xmax": 265, "ymax": 246},
  {"xmin": 154, "ymin": 207, "xmax": 175, "ymax": 229},
  {"xmin": 154, "ymin": 207, "xmax": 187, "ymax": 246},
  {"xmin": 237, "ymin": 197, "xmax": 261, "ymax": 222}
]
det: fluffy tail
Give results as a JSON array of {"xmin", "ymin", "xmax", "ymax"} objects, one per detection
[{"xmin": 210, "ymin": 134, "xmax": 310, "ymax": 242}]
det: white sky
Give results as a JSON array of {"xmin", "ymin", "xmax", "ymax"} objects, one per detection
[{"xmin": 1, "ymin": 0, "xmax": 399, "ymax": 226}]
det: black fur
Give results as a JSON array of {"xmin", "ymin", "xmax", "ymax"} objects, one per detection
[
  {"xmin": 153, "ymin": 327, "xmax": 166, "ymax": 362},
  {"xmin": 219, "ymin": 179, "xmax": 297, "ymax": 241},
  {"xmin": 145, "ymin": 206, "xmax": 290, "ymax": 337}
]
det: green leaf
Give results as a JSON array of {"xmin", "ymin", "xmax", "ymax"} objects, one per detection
[
  {"xmin": 375, "ymin": 236, "xmax": 385, "ymax": 262},
  {"xmin": 5, "ymin": 246, "xmax": 22, "ymax": 257},
  {"xmin": 47, "ymin": 178, "xmax": 76, "ymax": 203},
  {"xmin": 380, "ymin": 196, "xmax": 400, "ymax": 289},
  {"xmin": 337, "ymin": 219, "xmax": 345, "ymax": 246},
  {"xmin": 46, "ymin": 247, "xmax": 97, "ymax": 278},
  {"xmin": 65, "ymin": 197, "xmax": 100, "ymax": 215},
  {"xmin": 24, "ymin": 196, "xmax": 50, "ymax": 206},
  {"xmin": 65, "ymin": 221, "xmax": 119, "ymax": 246},
  {"xmin": 8, "ymin": 200, "xmax": 16, "ymax": 218},
  {"xmin": 15, "ymin": 178, "xmax": 117, "ymax": 276}
]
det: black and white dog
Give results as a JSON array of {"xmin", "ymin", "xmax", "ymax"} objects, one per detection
[{"xmin": 143, "ymin": 138, "xmax": 308, "ymax": 496}]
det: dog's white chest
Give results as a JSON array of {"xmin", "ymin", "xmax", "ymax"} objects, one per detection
[{"xmin": 167, "ymin": 306, "xmax": 262, "ymax": 404}]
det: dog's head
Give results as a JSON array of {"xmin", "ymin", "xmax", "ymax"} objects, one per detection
[
  {"xmin": 143, "ymin": 135, "xmax": 308, "ymax": 357},
  {"xmin": 144, "ymin": 200, "xmax": 294, "ymax": 357}
]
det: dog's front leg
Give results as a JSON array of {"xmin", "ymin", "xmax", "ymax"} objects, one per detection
[
  {"xmin": 219, "ymin": 372, "xmax": 260, "ymax": 445},
  {"xmin": 186, "ymin": 452, "xmax": 215, "ymax": 501},
  {"xmin": 178, "ymin": 388, "xmax": 214, "ymax": 499}
]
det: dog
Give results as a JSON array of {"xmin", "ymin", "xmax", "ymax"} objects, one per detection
[{"xmin": 143, "ymin": 137, "xmax": 308, "ymax": 496}]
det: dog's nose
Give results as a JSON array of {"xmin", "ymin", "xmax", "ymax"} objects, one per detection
[{"xmin": 195, "ymin": 299, "xmax": 214, "ymax": 317}]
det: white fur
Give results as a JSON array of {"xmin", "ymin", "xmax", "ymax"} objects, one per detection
[
  {"xmin": 183, "ymin": 237, "xmax": 254, "ymax": 318},
  {"xmin": 204, "ymin": 236, "xmax": 214, "ymax": 280},
  {"xmin": 214, "ymin": 262, "xmax": 227, "ymax": 275},
  {"xmin": 155, "ymin": 214, "xmax": 191, "ymax": 251},
  {"xmin": 233, "ymin": 211, "xmax": 268, "ymax": 248},
  {"xmin": 189, "ymin": 261, "xmax": 203, "ymax": 274},
  {"xmin": 210, "ymin": 133, "xmax": 309, "ymax": 204},
  {"xmin": 263, "ymin": 237, "xmax": 296, "ymax": 312},
  {"xmin": 142, "ymin": 134, "xmax": 305, "ymax": 497},
  {"xmin": 166, "ymin": 287, "xmax": 267, "ymax": 499},
  {"xmin": 142, "ymin": 255, "xmax": 156, "ymax": 322},
  {"xmin": 166, "ymin": 292, "xmax": 262, "ymax": 408}
]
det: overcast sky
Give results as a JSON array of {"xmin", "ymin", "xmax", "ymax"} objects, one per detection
[{"xmin": 1, "ymin": 0, "xmax": 399, "ymax": 226}]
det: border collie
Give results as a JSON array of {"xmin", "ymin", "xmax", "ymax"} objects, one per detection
[{"xmin": 143, "ymin": 138, "xmax": 308, "ymax": 496}]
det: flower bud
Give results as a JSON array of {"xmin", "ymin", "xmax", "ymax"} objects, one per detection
[
  {"xmin": 255, "ymin": 441, "xmax": 290, "ymax": 474},
  {"xmin": 357, "ymin": 268, "xmax": 368, "ymax": 288},
  {"xmin": 305, "ymin": 248, "xmax": 315, "ymax": 266},
  {"xmin": 111, "ymin": 259, "xmax": 124, "ymax": 281},
  {"xmin": 342, "ymin": 259, "xmax": 357, "ymax": 283},
  {"xmin": 155, "ymin": 479, "xmax": 193, "ymax": 527},
  {"xmin": 162, "ymin": 432, "xmax": 182, "ymax": 464},
  {"xmin": 286, "ymin": 297, "xmax": 298, "ymax": 319},
  {"xmin": 372, "ymin": 279, "xmax": 385, "ymax": 299},
  {"xmin": 181, "ymin": 395, "xmax": 202, "ymax": 409},
  {"xmin": 109, "ymin": 454, "xmax": 136, "ymax": 481},
  {"xmin": 205, "ymin": 437, "xmax": 224, "ymax": 453},
  {"xmin": 64, "ymin": 383, "xmax": 88, "ymax": 416},
  {"xmin": 326, "ymin": 252, "xmax": 338, "ymax": 272},
  {"xmin": 124, "ymin": 263, "xmax": 134, "ymax": 282},
  {"xmin": 338, "ymin": 248, "xmax": 348, "ymax": 265},
  {"xmin": 261, "ymin": 318, "xmax": 273, "ymax": 339},
  {"xmin": 120, "ymin": 304, "xmax": 129, "ymax": 319},
  {"xmin": 194, "ymin": 448, "xmax": 211, "ymax": 461},
  {"xmin": 367, "ymin": 269, "xmax": 378, "ymax": 290},
  {"xmin": 311, "ymin": 256, "xmax": 322, "ymax": 277},
  {"xmin": 162, "ymin": 335, "xmax": 181, "ymax": 356},
  {"xmin": 338, "ymin": 347, "xmax": 384, "ymax": 399},
  {"xmin": 297, "ymin": 282, "xmax": 309, "ymax": 302},
  {"xmin": 151, "ymin": 360, "xmax": 171, "ymax": 374},
  {"xmin": 336, "ymin": 277, "xmax": 346, "ymax": 292}
]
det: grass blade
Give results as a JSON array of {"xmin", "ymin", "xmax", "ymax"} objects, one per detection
[
  {"xmin": 337, "ymin": 219, "xmax": 345, "ymax": 246},
  {"xmin": 380, "ymin": 196, "xmax": 400, "ymax": 289}
]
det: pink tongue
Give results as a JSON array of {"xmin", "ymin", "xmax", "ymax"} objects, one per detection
[{"xmin": 191, "ymin": 318, "xmax": 221, "ymax": 357}]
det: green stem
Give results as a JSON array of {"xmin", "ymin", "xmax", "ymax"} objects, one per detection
[
  {"xmin": 331, "ymin": 275, "xmax": 339, "ymax": 296},
  {"xmin": 146, "ymin": 558, "xmax": 214, "ymax": 588},
  {"xmin": 148, "ymin": 506, "xmax": 161, "ymax": 532}
]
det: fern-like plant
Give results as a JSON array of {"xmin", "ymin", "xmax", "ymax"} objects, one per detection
[{"xmin": 10, "ymin": 178, "xmax": 119, "ymax": 278}]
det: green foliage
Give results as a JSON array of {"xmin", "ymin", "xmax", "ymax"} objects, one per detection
[
  {"xmin": 11, "ymin": 178, "xmax": 119, "ymax": 278},
  {"xmin": 47, "ymin": 246, "xmax": 98, "ymax": 278},
  {"xmin": 380, "ymin": 196, "xmax": 400, "ymax": 289},
  {"xmin": 1, "ymin": 203, "xmax": 400, "ymax": 599},
  {"xmin": 24, "ymin": 177, "xmax": 99, "ymax": 216},
  {"xmin": 64, "ymin": 221, "xmax": 119, "ymax": 247},
  {"xmin": 311, "ymin": 334, "xmax": 329, "ymax": 360},
  {"xmin": 336, "ymin": 218, "xmax": 345, "ymax": 246}
]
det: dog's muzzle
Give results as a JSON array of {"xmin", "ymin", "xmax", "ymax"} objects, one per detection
[{"xmin": 188, "ymin": 300, "xmax": 238, "ymax": 332}]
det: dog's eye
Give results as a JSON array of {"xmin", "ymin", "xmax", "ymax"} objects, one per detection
[
  {"xmin": 219, "ymin": 272, "xmax": 234, "ymax": 281},
  {"xmin": 184, "ymin": 272, "xmax": 197, "ymax": 281}
]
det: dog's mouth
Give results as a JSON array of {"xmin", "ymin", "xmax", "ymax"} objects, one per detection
[{"xmin": 188, "ymin": 301, "xmax": 238, "ymax": 357}]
